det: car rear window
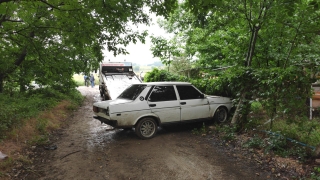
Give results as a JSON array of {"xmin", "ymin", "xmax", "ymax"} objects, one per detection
[{"xmin": 117, "ymin": 85, "xmax": 147, "ymax": 100}]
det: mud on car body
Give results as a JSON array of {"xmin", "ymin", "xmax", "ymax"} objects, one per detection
[{"xmin": 93, "ymin": 82, "xmax": 233, "ymax": 139}]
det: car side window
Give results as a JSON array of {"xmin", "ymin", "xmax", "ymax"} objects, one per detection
[
  {"xmin": 176, "ymin": 85, "xmax": 203, "ymax": 100},
  {"xmin": 117, "ymin": 84, "xmax": 147, "ymax": 100},
  {"xmin": 148, "ymin": 85, "xmax": 177, "ymax": 102}
]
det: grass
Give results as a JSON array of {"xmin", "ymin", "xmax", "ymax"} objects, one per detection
[
  {"xmin": 248, "ymin": 109, "xmax": 320, "ymax": 148},
  {"xmin": 0, "ymin": 86, "xmax": 84, "ymax": 176},
  {"xmin": 245, "ymin": 101, "xmax": 320, "ymax": 147},
  {"xmin": 270, "ymin": 119, "xmax": 320, "ymax": 147}
]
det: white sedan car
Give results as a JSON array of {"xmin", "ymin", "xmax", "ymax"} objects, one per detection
[{"xmin": 93, "ymin": 82, "xmax": 232, "ymax": 139}]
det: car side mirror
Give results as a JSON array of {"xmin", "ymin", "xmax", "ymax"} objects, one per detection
[{"xmin": 200, "ymin": 94, "xmax": 205, "ymax": 98}]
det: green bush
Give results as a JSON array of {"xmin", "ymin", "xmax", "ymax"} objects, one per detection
[
  {"xmin": 272, "ymin": 119, "xmax": 320, "ymax": 147},
  {"xmin": 144, "ymin": 68, "xmax": 180, "ymax": 82},
  {"xmin": 0, "ymin": 87, "xmax": 84, "ymax": 140},
  {"xmin": 264, "ymin": 132, "xmax": 287, "ymax": 153},
  {"xmin": 144, "ymin": 68, "xmax": 234, "ymax": 97},
  {"xmin": 250, "ymin": 101, "xmax": 263, "ymax": 113},
  {"xmin": 243, "ymin": 134, "xmax": 264, "ymax": 149},
  {"xmin": 216, "ymin": 125, "xmax": 237, "ymax": 141}
]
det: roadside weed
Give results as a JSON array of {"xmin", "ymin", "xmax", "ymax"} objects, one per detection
[
  {"xmin": 243, "ymin": 134, "xmax": 264, "ymax": 149},
  {"xmin": 264, "ymin": 132, "xmax": 287, "ymax": 154},
  {"xmin": 272, "ymin": 119, "xmax": 320, "ymax": 147},
  {"xmin": 192, "ymin": 123, "xmax": 207, "ymax": 135},
  {"xmin": 36, "ymin": 118, "xmax": 48, "ymax": 133},
  {"xmin": 311, "ymin": 171, "xmax": 320, "ymax": 180},
  {"xmin": 29, "ymin": 135, "xmax": 49, "ymax": 146},
  {"xmin": 0, "ymin": 157, "xmax": 13, "ymax": 170},
  {"xmin": 216, "ymin": 125, "xmax": 237, "ymax": 141}
]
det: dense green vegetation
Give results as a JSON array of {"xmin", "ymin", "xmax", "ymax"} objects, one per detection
[
  {"xmin": 145, "ymin": 67, "xmax": 320, "ymax": 165},
  {"xmin": 150, "ymin": 0, "xmax": 320, "ymax": 125},
  {"xmin": 0, "ymin": 86, "xmax": 83, "ymax": 140},
  {"xmin": 146, "ymin": 1, "xmax": 320, "ymax": 161}
]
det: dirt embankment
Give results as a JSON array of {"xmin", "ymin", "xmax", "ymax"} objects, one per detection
[{"xmin": 5, "ymin": 86, "xmax": 311, "ymax": 180}]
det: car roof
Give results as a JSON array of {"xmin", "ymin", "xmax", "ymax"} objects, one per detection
[{"xmin": 135, "ymin": 82, "xmax": 192, "ymax": 86}]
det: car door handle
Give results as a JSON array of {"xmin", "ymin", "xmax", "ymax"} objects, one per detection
[
  {"xmin": 149, "ymin": 104, "xmax": 156, "ymax": 107},
  {"xmin": 180, "ymin": 102, "xmax": 186, "ymax": 105}
]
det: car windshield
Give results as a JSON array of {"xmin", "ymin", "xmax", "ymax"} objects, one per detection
[{"xmin": 117, "ymin": 84, "xmax": 147, "ymax": 100}]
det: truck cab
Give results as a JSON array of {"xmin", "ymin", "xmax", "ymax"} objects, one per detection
[{"xmin": 99, "ymin": 62, "xmax": 141, "ymax": 100}]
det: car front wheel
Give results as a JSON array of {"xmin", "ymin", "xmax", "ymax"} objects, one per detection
[
  {"xmin": 213, "ymin": 107, "xmax": 228, "ymax": 123},
  {"xmin": 135, "ymin": 118, "xmax": 157, "ymax": 139}
]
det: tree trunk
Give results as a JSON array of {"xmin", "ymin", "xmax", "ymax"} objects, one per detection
[
  {"xmin": 0, "ymin": 75, "xmax": 4, "ymax": 93},
  {"xmin": 231, "ymin": 27, "xmax": 259, "ymax": 125},
  {"xmin": 231, "ymin": 93, "xmax": 246, "ymax": 124},
  {"xmin": 245, "ymin": 26, "xmax": 260, "ymax": 67}
]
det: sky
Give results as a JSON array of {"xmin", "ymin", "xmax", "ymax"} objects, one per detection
[{"xmin": 102, "ymin": 14, "xmax": 169, "ymax": 66}]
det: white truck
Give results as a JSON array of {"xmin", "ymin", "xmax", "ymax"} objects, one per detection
[{"xmin": 98, "ymin": 62, "xmax": 141, "ymax": 100}]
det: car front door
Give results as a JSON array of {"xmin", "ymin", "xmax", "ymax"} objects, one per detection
[
  {"xmin": 147, "ymin": 85, "xmax": 181, "ymax": 124},
  {"xmin": 176, "ymin": 85, "xmax": 210, "ymax": 121}
]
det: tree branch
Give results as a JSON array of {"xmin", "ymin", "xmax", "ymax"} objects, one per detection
[
  {"xmin": 0, "ymin": 31, "xmax": 35, "ymax": 79},
  {"xmin": 0, "ymin": 0, "xmax": 12, "ymax": 4},
  {"xmin": 39, "ymin": 0, "xmax": 81, "ymax": 11}
]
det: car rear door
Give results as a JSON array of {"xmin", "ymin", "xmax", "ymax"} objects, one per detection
[
  {"xmin": 176, "ymin": 85, "xmax": 210, "ymax": 121},
  {"xmin": 147, "ymin": 85, "xmax": 181, "ymax": 123}
]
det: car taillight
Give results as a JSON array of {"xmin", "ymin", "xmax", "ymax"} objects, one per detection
[{"xmin": 93, "ymin": 106, "xmax": 99, "ymax": 113}]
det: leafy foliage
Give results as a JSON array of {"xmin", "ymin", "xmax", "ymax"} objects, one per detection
[
  {"xmin": 144, "ymin": 68, "xmax": 182, "ymax": 82},
  {"xmin": 216, "ymin": 124, "xmax": 237, "ymax": 141},
  {"xmin": 151, "ymin": 0, "xmax": 320, "ymax": 125},
  {"xmin": 0, "ymin": 0, "xmax": 178, "ymax": 93},
  {"xmin": 243, "ymin": 134, "xmax": 264, "ymax": 149},
  {"xmin": 272, "ymin": 119, "xmax": 320, "ymax": 147}
]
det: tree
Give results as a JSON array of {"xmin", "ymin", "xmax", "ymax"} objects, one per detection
[
  {"xmin": 154, "ymin": 0, "xmax": 320, "ymax": 125},
  {"xmin": 150, "ymin": 36, "xmax": 180, "ymax": 71},
  {"xmin": 0, "ymin": 0, "xmax": 178, "ymax": 93}
]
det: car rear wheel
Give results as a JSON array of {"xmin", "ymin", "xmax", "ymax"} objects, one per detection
[
  {"xmin": 135, "ymin": 118, "xmax": 157, "ymax": 139},
  {"xmin": 213, "ymin": 107, "xmax": 228, "ymax": 123}
]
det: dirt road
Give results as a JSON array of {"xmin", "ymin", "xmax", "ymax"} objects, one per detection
[{"xmin": 20, "ymin": 86, "xmax": 272, "ymax": 180}]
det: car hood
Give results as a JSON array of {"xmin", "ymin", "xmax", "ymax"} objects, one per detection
[{"xmin": 93, "ymin": 98, "xmax": 133, "ymax": 108}]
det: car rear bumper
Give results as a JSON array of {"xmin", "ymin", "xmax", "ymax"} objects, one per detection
[{"xmin": 93, "ymin": 116, "xmax": 118, "ymax": 127}]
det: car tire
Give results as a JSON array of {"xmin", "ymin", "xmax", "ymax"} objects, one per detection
[
  {"xmin": 135, "ymin": 117, "xmax": 157, "ymax": 139},
  {"xmin": 213, "ymin": 107, "xmax": 228, "ymax": 123}
]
